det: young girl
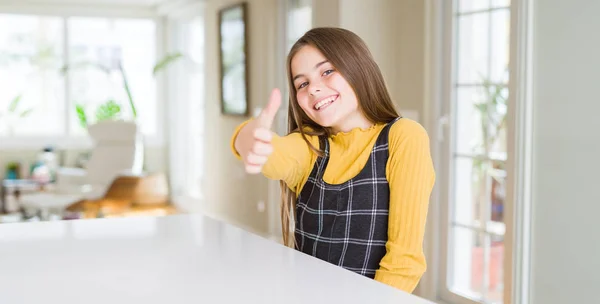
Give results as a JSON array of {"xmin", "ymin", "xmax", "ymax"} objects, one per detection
[{"xmin": 231, "ymin": 27, "xmax": 435, "ymax": 293}]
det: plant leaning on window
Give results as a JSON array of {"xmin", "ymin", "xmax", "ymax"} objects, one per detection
[
  {"xmin": 62, "ymin": 52, "xmax": 185, "ymax": 129},
  {"xmin": 471, "ymin": 73, "xmax": 508, "ymax": 229}
]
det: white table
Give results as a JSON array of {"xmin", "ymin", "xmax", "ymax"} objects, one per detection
[{"xmin": 0, "ymin": 214, "xmax": 437, "ymax": 304}]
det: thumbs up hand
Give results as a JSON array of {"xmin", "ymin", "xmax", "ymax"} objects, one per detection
[{"xmin": 235, "ymin": 88, "xmax": 282, "ymax": 174}]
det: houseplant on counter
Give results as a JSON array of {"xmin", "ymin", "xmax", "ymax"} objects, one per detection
[{"xmin": 65, "ymin": 52, "xmax": 184, "ymax": 129}]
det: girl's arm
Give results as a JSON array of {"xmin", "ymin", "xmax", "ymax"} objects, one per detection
[
  {"xmin": 374, "ymin": 119, "xmax": 436, "ymax": 293},
  {"xmin": 229, "ymin": 89, "xmax": 315, "ymax": 190},
  {"xmin": 230, "ymin": 120, "xmax": 317, "ymax": 192}
]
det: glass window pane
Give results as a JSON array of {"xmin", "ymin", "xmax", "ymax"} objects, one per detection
[
  {"xmin": 454, "ymin": 156, "xmax": 507, "ymax": 228},
  {"xmin": 453, "ymin": 156, "xmax": 492, "ymax": 226},
  {"xmin": 285, "ymin": 0, "xmax": 312, "ymax": 116},
  {"xmin": 451, "ymin": 228, "xmax": 504, "ymax": 303},
  {"xmin": 486, "ymin": 84, "xmax": 509, "ymax": 156},
  {"xmin": 455, "ymin": 85, "xmax": 508, "ymax": 157},
  {"xmin": 185, "ymin": 17, "xmax": 205, "ymax": 198},
  {"xmin": 456, "ymin": 13, "xmax": 490, "ymax": 84},
  {"xmin": 287, "ymin": 0, "xmax": 313, "ymax": 51},
  {"xmin": 483, "ymin": 83, "xmax": 508, "ymax": 156},
  {"xmin": 449, "ymin": 226, "xmax": 485, "ymax": 300},
  {"xmin": 492, "ymin": 0, "xmax": 511, "ymax": 7},
  {"xmin": 490, "ymin": 9, "xmax": 511, "ymax": 83},
  {"xmin": 458, "ymin": 0, "xmax": 490, "ymax": 13},
  {"xmin": 0, "ymin": 14, "xmax": 65, "ymax": 136},
  {"xmin": 67, "ymin": 17, "xmax": 156, "ymax": 136},
  {"xmin": 487, "ymin": 233, "xmax": 505, "ymax": 304},
  {"xmin": 453, "ymin": 157, "xmax": 477, "ymax": 225},
  {"xmin": 454, "ymin": 86, "xmax": 485, "ymax": 155}
]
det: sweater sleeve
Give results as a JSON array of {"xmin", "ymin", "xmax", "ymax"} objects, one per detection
[
  {"xmin": 230, "ymin": 121, "xmax": 318, "ymax": 192},
  {"xmin": 374, "ymin": 119, "xmax": 436, "ymax": 293}
]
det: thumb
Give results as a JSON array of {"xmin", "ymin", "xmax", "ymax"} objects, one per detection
[{"xmin": 256, "ymin": 88, "xmax": 282, "ymax": 129}]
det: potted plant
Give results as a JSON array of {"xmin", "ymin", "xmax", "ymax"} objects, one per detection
[
  {"xmin": 5, "ymin": 162, "xmax": 20, "ymax": 180},
  {"xmin": 63, "ymin": 52, "xmax": 184, "ymax": 129}
]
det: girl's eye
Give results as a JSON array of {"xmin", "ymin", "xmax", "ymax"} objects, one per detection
[
  {"xmin": 322, "ymin": 69, "xmax": 335, "ymax": 76},
  {"xmin": 298, "ymin": 82, "xmax": 308, "ymax": 89}
]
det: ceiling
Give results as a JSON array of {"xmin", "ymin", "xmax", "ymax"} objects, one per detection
[{"xmin": 0, "ymin": 0, "xmax": 177, "ymax": 8}]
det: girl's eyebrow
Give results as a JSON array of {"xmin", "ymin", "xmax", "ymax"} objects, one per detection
[{"xmin": 293, "ymin": 60, "xmax": 329, "ymax": 82}]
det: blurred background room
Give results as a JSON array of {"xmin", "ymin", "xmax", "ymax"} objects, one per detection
[{"xmin": 0, "ymin": 0, "xmax": 598, "ymax": 303}]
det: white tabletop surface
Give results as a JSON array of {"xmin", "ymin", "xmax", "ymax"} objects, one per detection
[{"xmin": 0, "ymin": 214, "xmax": 437, "ymax": 304}]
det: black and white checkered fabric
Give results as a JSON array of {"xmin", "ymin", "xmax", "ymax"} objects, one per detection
[{"xmin": 295, "ymin": 117, "xmax": 401, "ymax": 278}]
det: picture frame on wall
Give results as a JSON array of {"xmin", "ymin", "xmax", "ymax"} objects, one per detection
[{"xmin": 218, "ymin": 2, "xmax": 249, "ymax": 116}]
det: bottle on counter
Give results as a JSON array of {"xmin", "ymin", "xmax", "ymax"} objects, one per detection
[{"xmin": 31, "ymin": 146, "xmax": 58, "ymax": 184}]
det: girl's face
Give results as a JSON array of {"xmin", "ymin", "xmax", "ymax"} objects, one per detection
[{"xmin": 291, "ymin": 45, "xmax": 370, "ymax": 133}]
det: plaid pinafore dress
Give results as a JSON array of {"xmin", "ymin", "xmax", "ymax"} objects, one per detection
[{"xmin": 294, "ymin": 117, "xmax": 400, "ymax": 278}]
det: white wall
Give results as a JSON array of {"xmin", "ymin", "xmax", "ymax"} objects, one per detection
[
  {"xmin": 531, "ymin": 0, "xmax": 600, "ymax": 303},
  {"xmin": 313, "ymin": 0, "xmax": 427, "ymax": 122},
  {"xmin": 338, "ymin": 0, "xmax": 426, "ymax": 119},
  {"xmin": 201, "ymin": 0, "xmax": 279, "ymax": 237}
]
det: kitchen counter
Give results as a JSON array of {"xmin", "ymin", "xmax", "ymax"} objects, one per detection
[{"xmin": 0, "ymin": 214, "xmax": 436, "ymax": 304}]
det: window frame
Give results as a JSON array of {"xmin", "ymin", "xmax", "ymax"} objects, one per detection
[
  {"xmin": 429, "ymin": 0, "xmax": 533, "ymax": 304},
  {"xmin": 504, "ymin": 0, "xmax": 534, "ymax": 303},
  {"xmin": 0, "ymin": 5, "xmax": 165, "ymax": 150},
  {"xmin": 445, "ymin": 2, "xmax": 511, "ymax": 303},
  {"xmin": 437, "ymin": 2, "xmax": 488, "ymax": 303}
]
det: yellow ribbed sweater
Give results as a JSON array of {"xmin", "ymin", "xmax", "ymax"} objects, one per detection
[{"xmin": 231, "ymin": 118, "xmax": 435, "ymax": 293}]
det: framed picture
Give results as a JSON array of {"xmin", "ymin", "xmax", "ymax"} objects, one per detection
[{"xmin": 218, "ymin": 2, "xmax": 249, "ymax": 116}]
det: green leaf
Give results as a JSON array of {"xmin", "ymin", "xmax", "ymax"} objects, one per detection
[
  {"xmin": 95, "ymin": 100, "xmax": 122, "ymax": 122},
  {"xmin": 19, "ymin": 108, "xmax": 33, "ymax": 118},
  {"xmin": 474, "ymin": 103, "xmax": 487, "ymax": 113},
  {"xmin": 75, "ymin": 104, "xmax": 88, "ymax": 129},
  {"xmin": 119, "ymin": 64, "xmax": 137, "ymax": 119},
  {"xmin": 8, "ymin": 94, "xmax": 22, "ymax": 113},
  {"xmin": 153, "ymin": 52, "xmax": 184, "ymax": 75}
]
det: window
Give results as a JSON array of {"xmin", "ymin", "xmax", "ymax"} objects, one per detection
[
  {"xmin": 440, "ymin": 1, "xmax": 511, "ymax": 304},
  {"xmin": 280, "ymin": 0, "xmax": 312, "ymax": 120},
  {"xmin": 67, "ymin": 17, "xmax": 157, "ymax": 136},
  {"xmin": 0, "ymin": 14, "xmax": 158, "ymax": 140},
  {"xmin": 178, "ymin": 16, "xmax": 205, "ymax": 199},
  {"xmin": 286, "ymin": 0, "xmax": 312, "ymax": 51},
  {"xmin": 165, "ymin": 13, "xmax": 206, "ymax": 201},
  {"xmin": 0, "ymin": 14, "xmax": 65, "ymax": 136}
]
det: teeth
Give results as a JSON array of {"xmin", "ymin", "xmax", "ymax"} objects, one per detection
[{"xmin": 315, "ymin": 96, "xmax": 336, "ymax": 110}]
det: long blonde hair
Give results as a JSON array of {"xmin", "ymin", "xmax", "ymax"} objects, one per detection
[{"xmin": 280, "ymin": 27, "xmax": 400, "ymax": 247}]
